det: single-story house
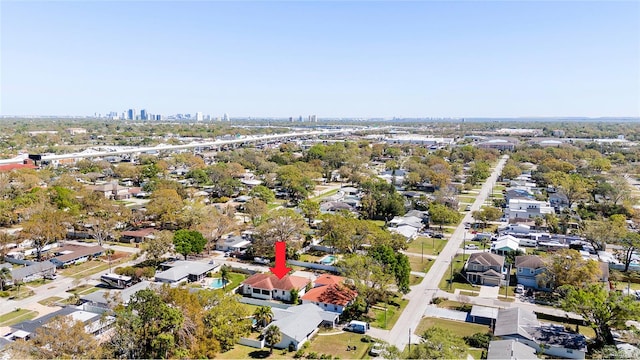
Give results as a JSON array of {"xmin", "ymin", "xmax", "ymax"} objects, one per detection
[
  {"xmin": 491, "ymin": 235, "xmax": 521, "ymax": 256},
  {"xmin": 155, "ymin": 260, "xmax": 218, "ymax": 284},
  {"xmin": 50, "ymin": 245, "xmax": 105, "ymax": 268},
  {"xmin": 81, "ymin": 281, "xmax": 154, "ymax": 308},
  {"xmin": 9, "ymin": 261, "xmax": 56, "ymax": 284},
  {"xmin": 6, "ymin": 305, "xmax": 114, "ymax": 342},
  {"xmin": 241, "ymin": 273, "xmax": 310, "ymax": 302},
  {"xmin": 389, "ymin": 225, "xmax": 419, "ymax": 240},
  {"xmin": 465, "ymin": 252, "xmax": 505, "ymax": 286},
  {"xmin": 494, "ymin": 307, "xmax": 587, "ymax": 359},
  {"xmin": 216, "ymin": 235, "xmax": 251, "ymax": 252},
  {"xmin": 265, "ymin": 304, "xmax": 340, "ymax": 350},
  {"xmin": 487, "ymin": 339, "xmax": 537, "ymax": 360},
  {"xmin": 119, "ymin": 228, "xmax": 156, "ymax": 243},
  {"xmin": 301, "ymin": 275, "xmax": 357, "ymax": 314}
]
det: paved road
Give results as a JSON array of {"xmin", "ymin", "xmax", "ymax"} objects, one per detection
[{"xmin": 379, "ymin": 155, "xmax": 510, "ymax": 351}]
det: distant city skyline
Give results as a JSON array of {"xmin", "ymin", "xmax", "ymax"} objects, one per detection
[{"xmin": 1, "ymin": 1, "xmax": 638, "ymax": 118}]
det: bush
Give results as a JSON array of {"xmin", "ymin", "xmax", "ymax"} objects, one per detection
[
  {"xmin": 293, "ymin": 350, "xmax": 305, "ymax": 358},
  {"xmin": 431, "ymin": 297, "xmax": 445, "ymax": 305},
  {"xmin": 361, "ymin": 335, "xmax": 372, "ymax": 343},
  {"xmin": 464, "ymin": 332, "xmax": 493, "ymax": 349},
  {"xmin": 307, "ymin": 351, "xmax": 318, "ymax": 359},
  {"xmin": 0, "ymin": 291, "xmax": 10, "ymax": 298}
]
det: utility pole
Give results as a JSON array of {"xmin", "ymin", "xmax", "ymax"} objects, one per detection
[
  {"xmin": 421, "ymin": 241, "xmax": 424, "ymax": 263},
  {"xmin": 449, "ymin": 255, "xmax": 454, "ymax": 290},
  {"xmin": 408, "ymin": 328, "xmax": 411, "ymax": 353}
]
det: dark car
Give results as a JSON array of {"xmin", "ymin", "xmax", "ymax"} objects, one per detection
[{"xmin": 433, "ymin": 233, "xmax": 444, "ymax": 239}]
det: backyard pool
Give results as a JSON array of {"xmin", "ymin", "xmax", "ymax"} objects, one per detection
[
  {"xmin": 209, "ymin": 278, "xmax": 229, "ymax": 289},
  {"xmin": 320, "ymin": 255, "xmax": 338, "ymax": 265}
]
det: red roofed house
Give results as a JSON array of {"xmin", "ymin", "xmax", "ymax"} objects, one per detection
[
  {"xmin": 301, "ymin": 275, "xmax": 358, "ymax": 314},
  {"xmin": 241, "ymin": 273, "xmax": 311, "ymax": 302},
  {"xmin": 0, "ymin": 159, "xmax": 37, "ymax": 172}
]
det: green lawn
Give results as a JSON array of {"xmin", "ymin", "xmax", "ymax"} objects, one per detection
[
  {"xmin": 410, "ymin": 274, "xmax": 424, "ymax": 286},
  {"xmin": 415, "ymin": 317, "xmax": 491, "ymax": 338},
  {"xmin": 307, "ymin": 331, "xmax": 371, "ymax": 359},
  {"xmin": 310, "ymin": 188, "xmax": 339, "ymax": 201},
  {"xmin": 218, "ymin": 331, "xmax": 371, "ymax": 360},
  {"xmin": 38, "ymin": 296, "xmax": 64, "ymax": 306},
  {"xmin": 438, "ymin": 255, "xmax": 479, "ymax": 293},
  {"xmin": 370, "ymin": 297, "xmax": 409, "ymax": 330},
  {"xmin": 0, "ymin": 309, "xmax": 38, "ymax": 327},
  {"xmin": 406, "ymin": 237, "xmax": 446, "ymax": 255},
  {"xmin": 67, "ymin": 284, "xmax": 100, "ymax": 296},
  {"xmin": 61, "ymin": 258, "xmax": 131, "ymax": 279},
  {"xmin": 408, "ymin": 256, "xmax": 435, "ymax": 273},
  {"xmin": 208, "ymin": 272, "xmax": 247, "ymax": 293}
]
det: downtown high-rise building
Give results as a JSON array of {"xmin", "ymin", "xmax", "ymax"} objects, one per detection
[
  {"xmin": 127, "ymin": 108, "xmax": 136, "ymax": 120},
  {"xmin": 141, "ymin": 109, "xmax": 148, "ymax": 120}
]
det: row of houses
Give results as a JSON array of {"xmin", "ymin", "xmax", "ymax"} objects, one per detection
[{"xmin": 463, "ymin": 252, "xmax": 609, "ymax": 290}]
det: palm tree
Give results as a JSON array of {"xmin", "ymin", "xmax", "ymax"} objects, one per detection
[
  {"xmin": 0, "ymin": 267, "xmax": 11, "ymax": 291},
  {"xmin": 263, "ymin": 325, "xmax": 281, "ymax": 354},
  {"xmin": 253, "ymin": 306, "xmax": 273, "ymax": 329},
  {"xmin": 220, "ymin": 265, "xmax": 229, "ymax": 290}
]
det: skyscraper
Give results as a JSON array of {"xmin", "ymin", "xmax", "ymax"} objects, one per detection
[
  {"xmin": 195, "ymin": 112, "xmax": 203, "ymax": 121},
  {"xmin": 141, "ymin": 109, "xmax": 148, "ymax": 120},
  {"xmin": 127, "ymin": 109, "xmax": 135, "ymax": 120}
]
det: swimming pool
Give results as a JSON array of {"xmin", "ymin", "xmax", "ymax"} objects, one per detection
[
  {"xmin": 320, "ymin": 255, "xmax": 337, "ymax": 265},
  {"xmin": 210, "ymin": 278, "xmax": 229, "ymax": 289}
]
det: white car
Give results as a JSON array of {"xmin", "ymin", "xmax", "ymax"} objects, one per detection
[
  {"xmin": 515, "ymin": 284, "xmax": 525, "ymax": 293},
  {"xmin": 369, "ymin": 343, "xmax": 384, "ymax": 357},
  {"xmin": 464, "ymin": 244, "xmax": 478, "ymax": 250}
]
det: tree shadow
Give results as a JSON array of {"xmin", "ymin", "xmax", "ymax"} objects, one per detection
[{"xmin": 248, "ymin": 350, "xmax": 271, "ymax": 358}]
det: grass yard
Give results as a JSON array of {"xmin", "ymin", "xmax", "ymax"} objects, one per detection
[
  {"xmin": 409, "ymin": 274, "xmax": 424, "ymax": 286},
  {"xmin": 370, "ymin": 297, "xmax": 409, "ymax": 330},
  {"xmin": 306, "ymin": 331, "xmax": 371, "ymax": 359},
  {"xmin": 406, "ymin": 237, "xmax": 446, "ymax": 255},
  {"xmin": 438, "ymin": 255, "xmax": 479, "ymax": 293},
  {"xmin": 310, "ymin": 188, "xmax": 339, "ymax": 201},
  {"xmin": 0, "ymin": 309, "xmax": 38, "ymax": 327},
  {"xmin": 209, "ymin": 272, "xmax": 247, "ymax": 293},
  {"xmin": 67, "ymin": 284, "xmax": 100, "ymax": 296},
  {"xmin": 415, "ymin": 317, "xmax": 491, "ymax": 338},
  {"xmin": 408, "ymin": 255, "xmax": 435, "ymax": 273},
  {"xmin": 38, "ymin": 296, "xmax": 64, "ymax": 306},
  {"xmin": 60, "ymin": 257, "xmax": 130, "ymax": 279},
  {"xmin": 217, "ymin": 331, "xmax": 371, "ymax": 360}
]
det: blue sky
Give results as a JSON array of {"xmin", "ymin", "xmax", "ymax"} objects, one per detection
[{"xmin": 1, "ymin": 1, "xmax": 638, "ymax": 118}]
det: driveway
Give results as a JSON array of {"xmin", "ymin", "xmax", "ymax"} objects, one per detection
[{"xmin": 478, "ymin": 285, "xmax": 500, "ymax": 299}]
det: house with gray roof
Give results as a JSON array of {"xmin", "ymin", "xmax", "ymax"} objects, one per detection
[
  {"xmin": 494, "ymin": 307, "xmax": 587, "ymax": 359},
  {"xmin": 264, "ymin": 304, "xmax": 339, "ymax": 350},
  {"xmin": 155, "ymin": 260, "xmax": 218, "ymax": 284},
  {"xmin": 6, "ymin": 304, "xmax": 113, "ymax": 342},
  {"xmin": 515, "ymin": 255, "xmax": 549, "ymax": 291},
  {"xmin": 487, "ymin": 339, "xmax": 537, "ymax": 360},
  {"xmin": 81, "ymin": 281, "xmax": 154, "ymax": 308},
  {"xmin": 9, "ymin": 261, "xmax": 56, "ymax": 284},
  {"xmin": 464, "ymin": 252, "xmax": 505, "ymax": 286}
]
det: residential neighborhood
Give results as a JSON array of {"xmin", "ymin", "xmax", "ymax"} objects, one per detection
[{"xmin": 0, "ymin": 119, "xmax": 639, "ymax": 360}]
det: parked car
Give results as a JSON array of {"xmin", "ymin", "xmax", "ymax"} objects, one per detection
[
  {"xmin": 464, "ymin": 244, "xmax": 478, "ymax": 250},
  {"xmin": 433, "ymin": 233, "xmax": 444, "ymax": 239},
  {"xmin": 369, "ymin": 343, "xmax": 384, "ymax": 357},
  {"xmin": 515, "ymin": 284, "xmax": 525, "ymax": 293},
  {"xmin": 465, "ymin": 205, "xmax": 472, "ymax": 211}
]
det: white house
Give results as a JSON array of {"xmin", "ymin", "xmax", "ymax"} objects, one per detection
[
  {"xmin": 491, "ymin": 235, "xmax": 521, "ymax": 255},
  {"xmin": 506, "ymin": 199, "xmax": 554, "ymax": 220}
]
